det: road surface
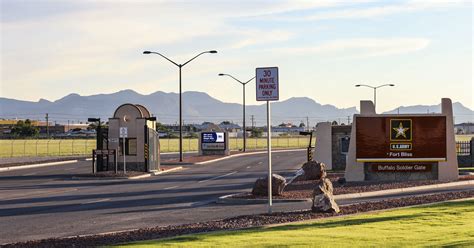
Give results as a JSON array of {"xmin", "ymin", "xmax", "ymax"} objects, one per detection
[{"xmin": 0, "ymin": 150, "xmax": 306, "ymax": 244}]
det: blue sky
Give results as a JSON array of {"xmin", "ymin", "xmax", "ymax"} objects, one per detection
[{"xmin": 0, "ymin": 0, "xmax": 472, "ymax": 113}]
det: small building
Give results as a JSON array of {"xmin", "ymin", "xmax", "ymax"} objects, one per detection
[
  {"xmin": 107, "ymin": 104, "xmax": 160, "ymax": 172},
  {"xmin": 455, "ymin": 123, "xmax": 474, "ymax": 134}
]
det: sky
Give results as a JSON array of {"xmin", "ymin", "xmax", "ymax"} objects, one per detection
[{"xmin": 0, "ymin": 0, "xmax": 473, "ymax": 113}]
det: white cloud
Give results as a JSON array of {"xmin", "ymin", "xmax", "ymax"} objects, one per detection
[
  {"xmin": 274, "ymin": 38, "xmax": 431, "ymax": 57},
  {"xmin": 306, "ymin": 0, "xmax": 470, "ymax": 20}
]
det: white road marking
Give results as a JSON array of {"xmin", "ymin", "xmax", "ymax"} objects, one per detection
[
  {"xmin": 82, "ymin": 198, "xmax": 110, "ymax": 205},
  {"xmin": 198, "ymin": 171, "xmax": 238, "ymax": 183},
  {"xmin": 258, "ymin": 162, "xmax": 263, "ymax": 165},
  {"xmin": 164, "ymin": 186, "xmax": 179, "ymax": 190},
  {"xmin": 246, "ymin": 166, "xmax": 251, "ymax": 169}
]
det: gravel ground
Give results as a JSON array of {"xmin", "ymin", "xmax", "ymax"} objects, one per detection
[
  {"xmin": 2, "ymin": 191, "xmax": 473, "ymax": 248},
  {"xmin": 234, "ymin": 174, "xmax": 451, "ymax": 200}
]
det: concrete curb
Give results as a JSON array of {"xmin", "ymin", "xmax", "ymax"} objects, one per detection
[
  {"xmin": 0, "ymin": 160, "xmax": 79, "ymax": 172},
  {"xmin": 334, "ymin": 179, "xmax": 474, "ymax": 200},
  {"xmin": 153, "ymin": 166, "xmax": 184, "ymax": 175},
  {"xmin": 197, "ymin": 149, "xmax": 306, "ymax": 165},
  {"xmin": 71, "ymin": 167, "xmax": 184, "ymax": 180},
  {"xmin": 216, "ymin": 180, "xmax": 474, "ymax": 205},
  {"xmin": 216, "ymin": 192, "xmax": 311, "ymax": 205},
  {"xmin": 71, "ymin": 174, "xmax": 151, "ymax": 180}
]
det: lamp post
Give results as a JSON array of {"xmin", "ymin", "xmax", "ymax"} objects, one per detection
[
  {"xmin": 88, "ymin": 118, "xmax": 102, "ymax": 172},
  {"xmin": 218, "ymin": 73, "xmax": 255, "ymax": 152},
  {"xmin": 143, "ymin": 50, "xmax": 217, "ymax": 162},
  {"xmin": 355, "ymin": 84, "xmax": 395, "ymax": 112}
]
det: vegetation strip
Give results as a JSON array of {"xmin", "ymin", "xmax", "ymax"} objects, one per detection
[
  {"xmin": 120, "ymin": 198, "xmax": 474, "ymax": 247},
  {"xmin": 3, "ymin": 190, "xmax": 473, "ymax": 248}
]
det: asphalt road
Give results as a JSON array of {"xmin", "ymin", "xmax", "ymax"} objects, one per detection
[
  {"xmin": 0, "ymin": 150, "xmax": 306, "ymax": 244},
  {"xmin": 1, "ymin": 150, "xmax": 473, "ymax": 244}
]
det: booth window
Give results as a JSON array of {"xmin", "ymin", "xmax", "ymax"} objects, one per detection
[{"xmin": 119, "ymin": 138, "xmax": 137, "ymax": 156}]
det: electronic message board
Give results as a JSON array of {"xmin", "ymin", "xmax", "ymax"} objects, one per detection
[
  {"xmin": 201, "ymin": 132, "xmax": 226, "ymax": 150},
  {"xmin": 356, "ymin": 116, "xmax": 447, "ymax": 162}
]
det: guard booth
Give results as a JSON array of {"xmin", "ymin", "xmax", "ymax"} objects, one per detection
[{"xmin": 106, "ymin": 104, "xmax": 160, "ymax": 172}]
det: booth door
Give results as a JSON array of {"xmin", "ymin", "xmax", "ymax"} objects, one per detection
[{"xmin": 146, "ymin": 127, "xmax": 160, "ymax": 172}]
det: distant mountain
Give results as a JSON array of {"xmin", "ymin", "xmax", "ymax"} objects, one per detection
[
  {"xmin": 0, "ymin": 90, "xmax": 472, "ymax": 125},
  {"xmin": 382, "ymin": 102, "xmax": 474, "ymax": 123}
]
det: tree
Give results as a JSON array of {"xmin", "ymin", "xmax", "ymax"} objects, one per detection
[
  {"xmin": 156, "ymin": 122, "xmax": 171, "ymax": 133},
  {"xmin": 220, "ymin": 121, "xmax": 231, "ymax": 125},
  {"xmin": 11, "ymin": 119, "xmax": 39, "ymax": 137},
  {"xmin": 299, "ymin": 122, "xmax": 305, "ymax": 128},
  {"xmin": 250, "ymin": 128, "xmax": 263, "ymax": 138}
]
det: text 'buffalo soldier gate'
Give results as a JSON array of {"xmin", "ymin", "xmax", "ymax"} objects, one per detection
[
  {"xmin": 345, "ymin": 98, "xmax": 458, "ymax": 182},
  {"xmin": 107, "ymin": 104, "xmax": 160, "ymax": 172}
]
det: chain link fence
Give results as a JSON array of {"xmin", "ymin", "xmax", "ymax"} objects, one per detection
[
  {"xmin": 2, "ymin": 135, "xmax": 472, "ymax": 158},
  {"xmin": 0, "ymin": 136, "xmax": 310, "ymax": 157}
]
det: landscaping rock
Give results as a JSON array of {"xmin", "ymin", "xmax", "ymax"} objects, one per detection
[
  {"xmin": 252, "ymin": 174, "xmax": 287, "ymax": 196},
  {"xmin": 296, "ymin": 161, "xmax": 327, "ymax": 181},
  {"xmin": 312, "ymin": 178, "xmax": 339, "ymax": 213}
]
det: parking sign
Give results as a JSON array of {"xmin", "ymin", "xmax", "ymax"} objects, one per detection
[
  {"xmin": 256, "ymin": 67, "xmax": 279, "ymax": 101},
  {"xmin": 119, "ymin": 127, "xmax": 128, "ymax": 138}
]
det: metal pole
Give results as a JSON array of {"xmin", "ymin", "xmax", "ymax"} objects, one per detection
[
  {"xmin": 123, "ymin": 138, "xmax": 126, "ymax": 174},
  {"xmin": 267, "ymin": 101, "xmax": 272, "ymax": 214},
  {"xmin": 179, "ymin": 65, "xmax": 183, "ymax": 162},
  {"xmin": 243, "ymin": 84, "xmax": 246, "ymax": 152},
  {"xmin": 115, "ymin": 149, "xmax": 118, "ymax": 174},
  {"xmin": 374, "ymin": 88, "xmax": 377, "ymax": 112},
  {"xmin": 92, "ymin": 150, "xmax": 96, "ymax": 174}
]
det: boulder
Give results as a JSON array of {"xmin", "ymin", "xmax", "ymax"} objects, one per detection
[
  {"xmin": 296, "ymin": 161, "xmax": 327, "ymax": 181},
  {"xmin": 311, "ymin": 178, "xmax": 339, "ymax": 213},
  {"xmin": 252, "ymin": 174, "xmax": 287, "ymax": 196}
]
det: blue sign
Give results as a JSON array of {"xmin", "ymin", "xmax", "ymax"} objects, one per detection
[{"xmin": 202, "ymin": 132, "xmax": 225, "ymax": 143}]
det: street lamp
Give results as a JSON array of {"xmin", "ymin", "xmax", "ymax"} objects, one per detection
[
  {"xmin": 355, "ymin": 84, "xmax": 395, "ymax": 112},
  {"xmin": 143, "ymin": 50, "xmax": 217, "ymax": 162},
  {"xmin": 218, "ymin": 73, "xmax": 255, "ymax": 152}
]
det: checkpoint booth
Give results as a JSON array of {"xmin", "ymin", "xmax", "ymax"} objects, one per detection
[
  {"xmin": 106, "ymin": 103, "xmax": 160, "ymax": 173},
  {"xmin": 345, "ymin": 98, "xmax": 458, "ymax": 182}
]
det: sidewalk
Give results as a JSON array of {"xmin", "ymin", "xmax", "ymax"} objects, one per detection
[{"xmin": 0, "ymin": 156, "xmax": 89, "ymax": 168}]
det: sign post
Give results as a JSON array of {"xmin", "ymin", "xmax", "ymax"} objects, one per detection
[
  {"xmin": 256, "ymin": 67, "xmax": 279, "ymax": 214},
  {"xmin": 120, "ymin": 127, "xmax": 128, "ymax": 174}
]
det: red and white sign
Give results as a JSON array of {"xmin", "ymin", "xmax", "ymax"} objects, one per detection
[{"xmin": 256, "ymin": 67, "xmax": 279, "ymax": 101}]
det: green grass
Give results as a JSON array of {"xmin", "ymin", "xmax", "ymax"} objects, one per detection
[
  {"xmin": 0, "ymin": 134, "xmax": 469, "ymax": 157},
  {"xmin": 0, "ymin": 139, "xmax": 96, "ymax": 157},
  {"xmin": 115, "ymin": 199, "xmax": 474, "ymax": 247},
  {"xmin": 160, "ymin": 137, "xmax": 310, "ymax": 153},
  {"xmin": 456, "ymin": 134, "xmax": 474, "ymax": 142},
  {"xmin": 0, "ymin": 137, "xmax": 309, "ymax": 157},
  {"xmin": 459, "ymin": 167, "xmax": 474, "ymax": 171}
]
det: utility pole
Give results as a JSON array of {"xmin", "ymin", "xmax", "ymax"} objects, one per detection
[
  {"xmin": 306, "ymin": 116, "xmax": 309, "ymax": 131},
  {"xmin": 347, "ymin": 116, "xmax": 351, "ymax": 125},
  {"xmin": 251, "ymin": 115, "xmax": 255, "ymax": 129},
  {"xmin": 45, "ymin": 113, "xmax": 49, "ymax": 138},
  {"xmin": 67, "ymin": 120, "xmax": 70, "ymax": 132}
]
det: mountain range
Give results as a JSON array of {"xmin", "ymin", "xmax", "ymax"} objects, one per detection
[{"xmin": 0, "ymin": 90, "xmax": 472, "ymax": 125}]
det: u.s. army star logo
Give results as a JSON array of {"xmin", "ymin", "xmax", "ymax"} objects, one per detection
[{"xmin": 390, "ymin": 119, "xmax": 412, "ymax": 141}]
